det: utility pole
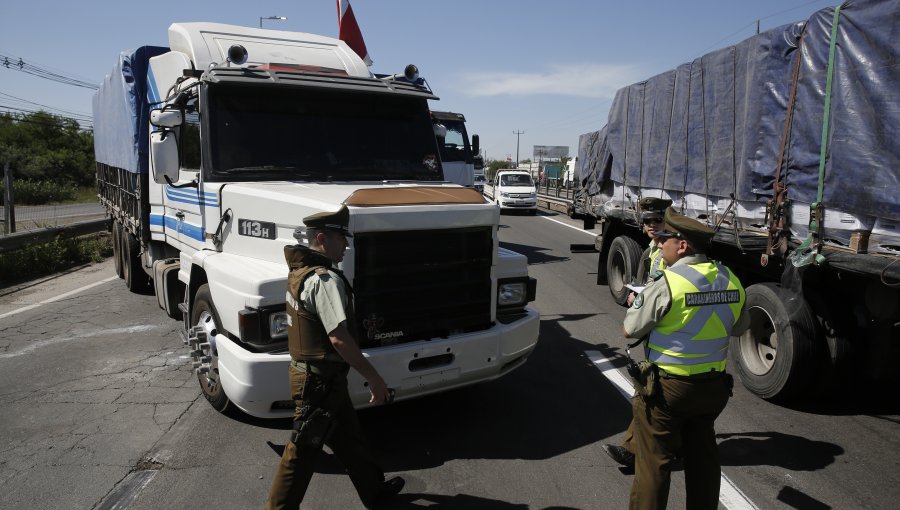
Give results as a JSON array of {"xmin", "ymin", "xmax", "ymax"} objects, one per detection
[
  {"xmin": 3, "ymin": 162, "xmax": 15, "ymax": 234},
  {"xmin": 513, "ymin": 130, "xmax": 524, "ymax": 168},
  {"xmin": 756, "ymin": 19, "xmax": 760, "ymax": 34}
]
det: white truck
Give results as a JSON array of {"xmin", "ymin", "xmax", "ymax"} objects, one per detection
[
  {"xmin": 483, "ymin": 170, "xmax": 537, "ymax": 215},
  {"xmin": 431, "ymin": 110, "xmax": 478, "ymax": 187},
  {"xmin": 93, "ymin": 23, "xmax": 539, "ymax": 418}
]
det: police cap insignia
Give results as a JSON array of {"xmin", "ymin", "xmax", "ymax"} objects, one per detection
[
  {"xmin": 662, "ymin": 208, "xmax": 714, "ymax": 247},
  {"xmin": 302, "ymin": 206, "xmax": 353, "ymax": 237},
  {"xmin": 639, "ymin": 197, "xmax": 673, "ymax": 214}
]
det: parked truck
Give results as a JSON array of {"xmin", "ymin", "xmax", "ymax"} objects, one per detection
[
  {"xmin": 431, "ymin": 110, "xmax": 479, "ymax": 187},
  {"xmin": 573, "ymin": 0, "xmax": 900, "ymax": 400},
  {"xmin": 93, "ymin": 22, "xmax": 538, "ymax": 418}
]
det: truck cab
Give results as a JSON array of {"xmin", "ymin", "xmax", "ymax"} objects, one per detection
[
  {"xmin": 94, "ymin": 22, "xmax": 539, "ymax": 418},
  {"xmin": 431, "ymin": 110, "xmax": 479, "ymax": 187}
]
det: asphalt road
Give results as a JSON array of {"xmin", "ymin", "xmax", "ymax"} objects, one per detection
[{"xmin": 0, "ymin": 210, "xmax": 898, "ymax": 509}]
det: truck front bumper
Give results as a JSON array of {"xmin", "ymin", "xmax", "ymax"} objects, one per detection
[{"xmin": 214, "ymin": 307, "xmax": 540, "ymax": 418}]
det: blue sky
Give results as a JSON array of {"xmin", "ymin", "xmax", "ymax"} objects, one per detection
[{"xmin": 1, "ymin": 0, "xmax": 836, "ymax": 163}]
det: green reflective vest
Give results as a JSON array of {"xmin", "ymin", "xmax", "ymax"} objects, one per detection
[
  {"xmin": 648, "ymin": 261, "xmax": 745, "ymax": 376},
  {"xmin": 647, "ymin": 243, "xmax": 666, "ymax": 281}
]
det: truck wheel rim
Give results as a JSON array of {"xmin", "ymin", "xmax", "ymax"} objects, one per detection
[
  {"xmin": 739, "ymin": 305, "xmax": 778, "ymax": 375},
  {"xmin": 196, "ymin": 311, "xmax": 221, "ymax": 394}
]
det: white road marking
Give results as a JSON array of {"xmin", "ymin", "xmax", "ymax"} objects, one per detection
[
  {"xmin": 0, "ymin": 276, "xmax": 117, "ymax": 320},
  {"xmin": 541, "ymin": 215, "xmax": 597, "ymax": 236},
  {"xmin": 585, "ymin": 350, "xmax": 758, "ymax": 510},
  {"xmin": 0, "ymin": 325, "xmax": 159, "ymax": 359}
]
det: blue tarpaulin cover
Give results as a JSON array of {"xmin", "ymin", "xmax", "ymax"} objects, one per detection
[
  {"xmin": 92, "ymin": 46, "xmax": 168, "ymax": 174},
  {"xmin": 580, "ymin": 0, "xmax": 900, "ymax": 221}
]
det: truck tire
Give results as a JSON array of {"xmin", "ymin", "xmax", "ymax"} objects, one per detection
[
  {"xmin": 730, "ymin": 282, "xmax": 819, "ymax": 401},
  {"xmin": 112, "ymin": 221, "xmax": 124, "ymax": 279},
  {"xmin": 606, "ymin": 236, "xmax": 642, "ymax": 306},
  {"xmin": 807, "ymin": 292, "xmax": 854, "ymax": 391},
  {"xmin": 123, "ymin": 231, "xmax": 151, "ymax": 293},
  {"xmin": 191, "ymin": 284, "xmax": 230, "ymax": 413},
  {"xmin": 635, "ymin": 247, "xmax": 651, "ymax": 284}
]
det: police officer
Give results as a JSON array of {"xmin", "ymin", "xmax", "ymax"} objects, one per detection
[
  {"xmin": 602, "ymin": 197, "xmax": 673, "ymax": 468},
  {"xmin": 266, "ymin": 206, "xmax": 404, "ymax": 510},
  {"xmin": 623, "ymin": 208, "xmax": 749, "ymax": 510},
  {"xmin": 638, "ymin": 197, "xmax": 673, "ymax": 282}
]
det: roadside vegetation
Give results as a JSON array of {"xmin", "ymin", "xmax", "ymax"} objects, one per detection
[
  {"xmin": 0, "ymin": 233, "xmax": 112, "ymax": 287},
  {"xmin": 0, "ymin": 111, "xmax": 107, "ymax": 287},
  {"xmin": 0, "ymin": 111, "xmax": 95, "ymax": 205}
]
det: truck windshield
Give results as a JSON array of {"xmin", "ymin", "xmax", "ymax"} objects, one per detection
[
  {"xmin": 501, "ymin": 174, "xmax": 534, "ymax": 186},
  {"xmin": 435, "ymin": 119, "xmax": 470, "ymax": 163},
  {"xmin": 205, "ymin": 84, "xmax": 443, "ymax": 182}
]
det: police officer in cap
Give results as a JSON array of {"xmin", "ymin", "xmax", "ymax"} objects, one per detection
[
  {"xmin": 637, "ymin": 197, "xmax": 673, "ymax": 285},
  {"xmin": 267, "ymin": 206, "xmax": 404, "ymax": 510},
  {"xmin": 602, "ymin": 196, "xmax": 674, "ymax": 468},
  {"xmin": 622, "ymin": 208, "xmax": 749, "ymax": 510}
]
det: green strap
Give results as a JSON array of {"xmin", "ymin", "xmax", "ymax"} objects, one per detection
[
  {"xmin": 813, "ymin": 5, "xmax": 842, "ymax": 220},
  {"xmin": 793, "ymin": 5, "xmax": 841, "ymax": 270}
]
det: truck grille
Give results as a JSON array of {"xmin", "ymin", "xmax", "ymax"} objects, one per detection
[{"xmin": 352, "ymin": 227, "xmax": 493, "ymax": 348}]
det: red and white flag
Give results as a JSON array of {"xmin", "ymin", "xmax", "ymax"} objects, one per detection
[{"xmin": 336, "ymin": 0, "xmax": 372, "ymax": 66}]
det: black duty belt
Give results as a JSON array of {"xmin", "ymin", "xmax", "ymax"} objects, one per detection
[
  {"xmin": 658, "ymin": 368, "xmax": 725, "ymax": 380},
  {"xmin": 292, "ymin": 359, "xmax": 350, "ymax": 379}
]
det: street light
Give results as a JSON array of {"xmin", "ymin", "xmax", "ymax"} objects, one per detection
[{"xmin": 259, "ymin": 16, "xmax": 287, "ymax": 28}]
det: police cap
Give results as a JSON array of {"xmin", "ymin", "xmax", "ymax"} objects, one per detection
[
  {"xmin": 302, "ymin": 206, "xmax": 353, "ymax": 237},
  {"xmin": 639, "ymin": 197, "xmax": 673, "ymax": 219},
  {"xmin": 656, "ymin": 208, "xmax": 714, "ymax": 247}
]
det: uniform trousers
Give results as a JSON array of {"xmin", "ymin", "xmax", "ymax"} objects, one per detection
[
  {"xmin": 266, "ymin": 363, "xmax": 385, "ymax": 509},
  {"xmin": 629, "ymin": 373, "xmax": 731, "ymax": 510}
]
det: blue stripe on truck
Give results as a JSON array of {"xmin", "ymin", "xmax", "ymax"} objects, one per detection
[{"xmin": 149, "ymin": 213, "xmax": 205, "ymax": 241}]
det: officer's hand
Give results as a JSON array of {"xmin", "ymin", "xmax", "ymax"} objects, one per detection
[
  {"xmin": 627, "ymin": 292, "xmax": 636, "ymax": 307},
  {"xmin": 367, "ymin": 375, "xmax": 391, "ymax": 405}
]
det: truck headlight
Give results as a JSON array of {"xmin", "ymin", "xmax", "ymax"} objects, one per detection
[
  {"xmin": 238, "ymin": 305, "xmax": 289, "ymax": 349},
  {"xmin": 497, "ymin": 277, "xmax": 537, "ymax": 309},
  {"xmin": 501, "ymin": 192, "xmax": 509, "ymax": 198},
  {"xmin": 269, "ymin": 311, "xmax": 289, "ymax": 340},
  {"xmin": 529, "ymin": 192, "xmax": 536, "ymax": 198}
]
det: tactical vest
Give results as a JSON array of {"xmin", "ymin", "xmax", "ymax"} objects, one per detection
[
  {"xmin": 647, "ymin": 261, "xmax": 745, "ymax": 376},
  {"xmin": 284, "ymin": 245, "xmax": 360, "ymax": 362}
]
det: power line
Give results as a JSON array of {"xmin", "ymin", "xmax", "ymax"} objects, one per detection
[
  {"xmin": 0, "ymin": 108, "xmax": 93, "ymax": 131},
  {"xmin": 0, "ymin": 51, "xmax": 98, "ymax": 90},
  {"xmin": 0, "ymin": 92, "xmax": 92, "ymax": 121},
  {"xmin": 692, "ymin": 0, "xmax": 832, "ymax": 58}
]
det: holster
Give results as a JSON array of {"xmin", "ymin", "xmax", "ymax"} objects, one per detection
[
  {"xmin": 290, "ymin": 370, "xmax": 337, "ymax": 449},
  {"xmin": 291, "ymin": 406, "xmax": 334, "ymax": 449},
  {"xmin": 628, "ymin": 360, "xmax": 660, "ymax": 401}
]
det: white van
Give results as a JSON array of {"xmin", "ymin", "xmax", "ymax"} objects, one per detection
[{"xmin": 484, "ymin": 170, "xmax": 537, "ymax": 215}]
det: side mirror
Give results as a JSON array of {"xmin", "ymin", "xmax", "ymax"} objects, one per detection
[
  {"xmin": 150, "ymin": 130, "xmax": 180, "ymax": 184},
  {"xmin": 471, "ymin": 134, "xmax": 480, "ymax": 155},
  {"xmin": 150, "ymin": 108, "xmax": 184, "ymax": 128}
]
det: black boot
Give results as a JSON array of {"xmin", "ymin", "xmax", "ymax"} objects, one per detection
[
  {"xmin": 366, "ymin": 476, "xmax": 405, "ymax": 509},
  {"xmin": 601, "ymin": 444, "xmax": 635, "ymax": 468}
]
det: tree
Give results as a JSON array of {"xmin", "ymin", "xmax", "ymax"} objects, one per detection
[
  {"xmin": 0, "ymin": 112, "xmax": 95, "ymax": 186},
  {"xmin": 487, "ymin": 159, "xmax": 512, "ymax": 180}
]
